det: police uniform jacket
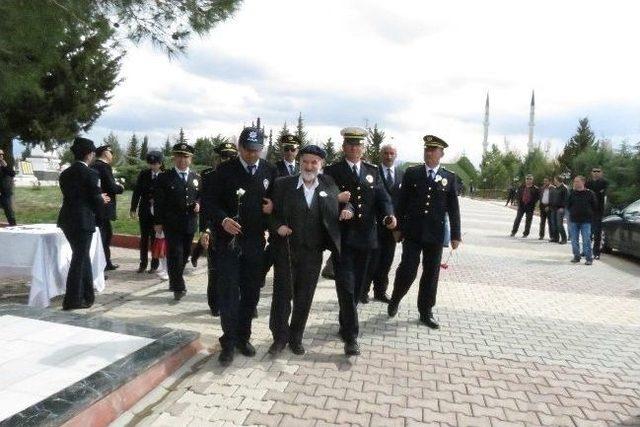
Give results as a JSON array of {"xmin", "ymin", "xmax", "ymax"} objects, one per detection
[
  {"xmin": 199, "ymin": 167, "xmax": 216, "ymax": 233},
  {"xmin": 57, "ymin": 161, "xmax": 104, "ymax": 233},
  {"xmin": 275, "ymin": 160, "xmax": 298, "ymax": 178},
  {"xmin": 207, "ymin": 158, "xmax": 277, "ymax": 244},
  {"xmin": 323, "ymin": 159, "xmax": 393, "ymax": 249},
  {"xmin": 153, "ymin": 169, "xmax": 201, "ymax": 234},
  {"xmin": 269, "ymin": 174, "xmax": 349, "ymax": 255},
  {"xmin": 130, "ymin": 168, "xmax": 160, "ymax": 220},
  {"xmin": 0, "ymin": 164, "xmax": 16, "ymax": 195},
  {"xmin": 92, "ymin": 159, "xmax": 123, "ymax": 221},
  {"xmin": 397, "ymin": 165, "xmax": 461, "ymax": 245}
]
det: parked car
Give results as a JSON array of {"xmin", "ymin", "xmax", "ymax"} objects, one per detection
[{"xmin": 602, "ymin": 199, "xmax": 640, "ymax": 258}]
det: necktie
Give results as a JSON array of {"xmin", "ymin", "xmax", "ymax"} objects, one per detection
[
  {"xmin": 352, "ymin": 164, "xmax": 358, "ymax": 178},
  {"xmin": 180, "ymin": 172, "xmax": 187, "ymax": 182},
  {"xmin": 247, "ymin": 164, "xmax": 256, "ymax": 175},
  {"xmin": 386, "ymin": 168, "xmax": 393, "ymax": 185},
  {"xmin": 288, "ymin": 164, "xmax": 294, "ymax": 175},
  {"xmin": 152, "ymin": 173, "xmax": 157, "ymax": 180},
  {"xmin": 428, "ymin": 170, "xmax": 434, "ymax": 181}
]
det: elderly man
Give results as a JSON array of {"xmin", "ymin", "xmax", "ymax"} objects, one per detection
[
  {"xmin": 0, "ymin": 149, "xmax": 16, "ymax": 226},
  {"xmin": 510, "ymin": 174, "xmax": 539, "ymax": 238},
  {"xmin": 389, "ymin": 135, "xmax": 461, "ymax": 329},
  {"xmin": 153, "ymin": 143, "xmax": 201, "ymax": 301},
  {"xmin": 268, "ymin": 145, "xmax": 353, "ymax": 355},
  {"xmin": 324, "ymin": 127, "xmax": 396, "ymax": 356}
]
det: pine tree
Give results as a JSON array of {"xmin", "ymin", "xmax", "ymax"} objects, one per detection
[
  {"xmin": 139, "ymin": 135, "xmax": 149, "ymax": 160},
  {"xmin": 193, "ymin": 136, "xmax": 215, "ymax": 166},
  {"xmin": 558, "ymin": 117, "xmax": 597, "ymax": 170},
  {"xmin": 163, "ymin": 137, "xmax": 172, "ymax": 157},
  {"xmin": 275, "ymin": 122, "xmax": 290, "ymax": 160},
  {"xmin": 104, "ymin": 132, "xmax": 123, "ymax": 165},
  {"xmin": 176, "ymin": 127, "xmax": 187, "ymax": 144},
  {"xmin": 266, "ymin": 129, "xmax": 278, "ymax": 164},
  {"xmin": 127, "ymin": 133, "xmax": 140, "ymax": 159},
  {"xmin": 295, "ymin": 113, "xmax": 308, "ymax": 148},
  {"xmin": 365, "ymin": 124, "xmax": 385, "ymax": 164},
  {"xmin": 323, "ymin": 137, "xmax": 337, "ymax": 164}
]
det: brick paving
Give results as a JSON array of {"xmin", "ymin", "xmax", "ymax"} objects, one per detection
[{"xmin": 3, "ymin": 198, "xmax": 640, "ymax": 426}]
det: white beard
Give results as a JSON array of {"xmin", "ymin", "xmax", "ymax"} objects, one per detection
[{"xmin": 301, "ymin": 170, "xmax": 318, "ymax": 182}]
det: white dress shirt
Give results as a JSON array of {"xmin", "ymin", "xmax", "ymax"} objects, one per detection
[
  {"xmin": 346, "ymin": 159, "xmax": 362, "ymax": 176},
  {"xmin": 297, "ymin": 176, "xmax": 319, "ymax": 208}
]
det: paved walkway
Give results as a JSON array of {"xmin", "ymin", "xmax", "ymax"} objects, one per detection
[{"xmin": 4, "ymin": 198, "xmax": 640, "ymax": 426}]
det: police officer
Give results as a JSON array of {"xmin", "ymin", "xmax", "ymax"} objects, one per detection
[
  {"xmin": 268, "ymin": 145, "xmax": 353, "ymax": 356},
  {"xmin": 198, "ymin": 141, "xmax": 238, "ymax": 317},
  {"xmin": 275, "ymin": 134, "xmax": 300, "ymax": 177},
  {"xmin": 130, "ymin": 151, "xmax": 164, "ymax": 273},
  {"xmin": 153, "ymin": 143, "xmax": 201, "ymax": 301},
  {"xmin": 388, "ymin": 135, "xmax": 461, "ymax": 329},
  {"xmin": 57, "ymin": 137, "xmax": 110, "ymax": 310},
  {"xmin": 0, "ymin": 148, "xmax": 17, "ymax": 226},
  {"xmin": 324, "ymin": 127, "xmax": 396, "ymax": 356},
  {"xmin": 92, "ymin": 145, "xmax": 124, "ymax": 270},
  {"xmin": 206, "ymin": 127, "xmax": 277, "ymax": 366}
]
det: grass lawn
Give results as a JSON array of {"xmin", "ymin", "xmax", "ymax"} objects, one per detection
[{"xmin": 12, "ymin": 186, "xmax": 140, "ymax": 235}]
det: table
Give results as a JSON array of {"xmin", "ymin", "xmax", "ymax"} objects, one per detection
[{"xmin": 0, "ymin": 224, "xmax": 105, "ymax": 308}]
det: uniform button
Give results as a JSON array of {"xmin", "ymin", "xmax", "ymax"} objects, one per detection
[
  {"xmin": 358, "ymin": 204, "xmax": 362, "ymax": 208},
  {"xmin": 357, "ymin": 186, "xmax": 361, "ymax": 190},
  {"xmin": 424, "ymin": 210, "xmax": 428, "ymax": 214},
  {"xmin": 426, "ymin": 202, "xmax": 430, "ymax": 206},
  {"xmin": 358, "ymin": 213, "xmax": 362, "ymax": 218},
  {"xmin": 427, "ymin": 195, "xmax": 431, "ymax": 199},
  {"xmin": 428, "ymin": 187, "xmax": 432, "ymax": 191}
]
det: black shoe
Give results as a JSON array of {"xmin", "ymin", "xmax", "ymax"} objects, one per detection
[
  {"xmin": 374, "ymin": 294, "xmax": 391, "ymax": 303},
  {"xmin": 420, "ymin": 313, "xmax": 440, "ymax": 329},
  {"xmin": 105, "ymin": 264, "xmax": 119, "ymax": 271},
  {"xmin": 538, "ymin": 236, "xmax": 544, "ymax": 240},
  {"xmin": 236, "ymin": 341, "xmax": 256, "ymax": 357},
  {"xmin": 344, "ymin": 340, "xmax": 360, "ymax": 356},
  {"xmin": 388, "ymin": 299, "xmax": 399, "ymax": 317},
  {"xmin": 252, "ymin": 308, "xmax": 258, "ymax": 319},
  {"xmin": 571, "ymin": 257, "xmax": 580, "ymax": 263},
  {"xmin": 510, "ymin": 232, "xmax": 516, "ymax": 237},
  {"xmin": 173, "ymin": 290, "xmax": 187, "ymax": 301},
  {"xmin": 359, "ymin": 294, "xmax": 370, "ymax": 304},
  {"xmin": 104, "ymin": 274, "xmax": 109, "ymax": 281},
  {"xmin": 559, "ymin": 240, "xmax": 567, "ymax": 245},
  {"xmin": 210, "ymin": 308, "xmax": 220, "ymax": 317},
  {"xmin": 521, "ymin": 233, "xmax": 528, "ymax": 238},
  {"xmin": 147, "ymin": 268, "xmax": 158, "ymax": 273},
  {"xmin": 268, "ymin": 341, "xmax": 287, "ymax": 355},
  {"xmin": 218, "ymin": 348, "xmax": 234, "ymax": 366},
  {"xmin": 593, "ymin": 255, "xmax": 600, "ymax": 260},
  {"xmin": 585, "ymin": 260, "xmax": 593, "ymax": 265},
  {"xmin": 289, "ymin": 341, "xmax": 305, "ymax": 355},
  {"xmin": 549, "ymin": 239, "xmax": 558, "ymax": 243},
  {"xmin": 137, "ymin": 265, "xmax": 146, "ymax": 273},
  {"xmin": 62, "ymin": 302, "xmax": 92, "ymax": 311}
]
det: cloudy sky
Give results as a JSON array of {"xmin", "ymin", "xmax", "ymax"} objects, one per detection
[{"xmin": 84, "ymin": 0, "xmax": 640, "ymax": 165}]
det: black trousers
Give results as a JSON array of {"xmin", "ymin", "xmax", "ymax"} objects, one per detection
[
  {"xmin": 539, "ymin": 204, "xmax": 550, "ymax": 238},
  {"xmin": 0, "ymin": 193, "xmax": 16, "ymax": 225},
  {"xmin": 215, "ymin": 237, "xmax": 265, "ymax": 349},
  {"xmin": 62, "ymin": 229, "xmax": 95, "ymax": 308},
  {"xmin": 270, "ymin": 244, "xmax": 323, "ymax": 344},
  {"xmin": 391, "ymin": 239, "xmax": 443, "ymax": 316},
  {"xmin": 334, "ymin": 244, "xmax": 371, "ymax": 342},
  {"xmin": 206, "ymin": 243, "xmax": 218, "ymax": 312},
  {"xmin": 138, "ymin": 215, "xmax": 158, "ymax": 270},
  {"xmin": 511, "ymin": 206, "xmax": 534, "ymax": 236},
  {"xmin": 98, "ymin": 219, "xmax": 113, "ymax": 266},
  {"xmin": 165, "ymin": 229, "xmax": 194, "ymax": 292},
  {"xmin": 592, "ymin": 215, "xmax": 603, "ymax": 256},
  {"xmin": 364, "ymin": 229, "xmax": 397, "ymax": 297}
]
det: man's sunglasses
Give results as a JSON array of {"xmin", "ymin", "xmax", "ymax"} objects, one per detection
[
  {"xmin": 592, "ymin": 169, "xmax": 601, "ymax": 173},
  {"xmin": 283, "ymin": 146, "xmax": 297, "ymax": 152}
]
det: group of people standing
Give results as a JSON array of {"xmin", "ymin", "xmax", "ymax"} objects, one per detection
[
  {"xmin": 57, "ymin": 126, "xmax": 462, "ymax": 366},
  {"xmin": 509, "ymin": 168, "xmax": 608, "ymax": 264}
]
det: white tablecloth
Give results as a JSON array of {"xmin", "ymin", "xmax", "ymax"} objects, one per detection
[{"xmin": 0, "ymin": 224, "xmax": 106, "ymax": 307}]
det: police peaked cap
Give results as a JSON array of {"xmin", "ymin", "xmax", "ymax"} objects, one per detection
[
  {"xmin": 214, "ymin": 142, "xmax": 238, "ymax": 155},
  {"xmin": 95, "ymin": 144, "xmax": 112, "ymax": 156},
  {"xmin": 423, "ymin": 134, "xmax": 448, "ymax": 149},
  {"xmin": 278, "ymin": 133, "xmax": 300, "ymax": 147},
  {"xmin": 146, "ymin": 150, "xmax": 164, "ymax": 163},
  {"xmin": 340, "ymin": 127, "xmax": 367, "ymax": 144},
  {"xmin": 172, "ymin": 142, "xmax": 194, "ymax": 156}
]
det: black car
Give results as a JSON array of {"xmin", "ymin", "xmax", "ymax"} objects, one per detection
[{"xmin": 602, "ymin": 199, "xmax": 640, "ymax": 258}]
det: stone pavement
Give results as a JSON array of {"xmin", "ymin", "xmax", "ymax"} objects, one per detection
[{"xmin": 4, "ymin": 198, "xmax": 640, "ymax": 426}]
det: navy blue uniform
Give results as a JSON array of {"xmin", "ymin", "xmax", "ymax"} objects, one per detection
[
  {"xmin": 391, "ymin": 165, "xmax": 461, "ymax": 315},
  {"xmin": 0, "ymin": 163, "xmax": 16, "ymax": 225},
  {"xmin": 57, "ymin": 161, "xmax": 104, "ymax": 309},
  {"xmin": 131, "ymin": 168, "xmax": 161, "ymax": 271},
  {"xmin": 92, "ymin": 159, "xmax": 123, "ymax": 267},
  {"xmin": 323, "ymin": 159, "xmax": 393, "ymax": 342},
  {"xmin": 207, "ymin": 158, "xmax": 277, "ymax": 350}
]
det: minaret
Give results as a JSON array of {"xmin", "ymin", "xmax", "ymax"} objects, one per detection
[
  {"xmin": 527, "ymin": 90, "xmax": 535, "ymax": 152},
  {"xmin": 482, "ymin": 93, "xmax": 489, "ymax": 154}
]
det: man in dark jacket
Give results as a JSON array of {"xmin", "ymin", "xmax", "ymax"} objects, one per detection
[
  {"xmin": 268, "ymin": 145, "xmax": 353, "ymax": 356},
  {"xmin": 130, "ymin": 151, "xmax": 164, "ymax": 273},
  {"xmin": 205, "ymin": 127, "xmax": 277, "ymax": 366},
  {"xmin": 510, "ymin": 174, "xmax": 539, "ymax": 238},
  {"xmin": 275, "ymin": 134, "xmax": 300, "ymax": 177},
  {"xmin": 388, "ymin": 134, "xmax": 461, "ymax": 329},
  {"xmin": 586, "ymin": 166, "xmax": 609, "ymax": 259},
  {"xmin": 92, "ymin": 145, "xmax": 124, "ymax": 270},
  {"xmin": 0, "ymin": 149, "xmax": 16, "ymax": 225},
  {"xmin": 567, "ymin": 175, "xmax": 598, "ymax": 265},
  {"xmin": 323, "ymin": 127, "xmax": 396, "ymax": 356},
  {"xmin": 153, "ymin": 143, "xmax": 201, "ymax": 301},
  {"xmin": 57, "ymin": 137, "xmax": 109, "ymax": 310},
  {"xmin": 549, "ymin": 176, "xmax": 568, "ymax": 243}
]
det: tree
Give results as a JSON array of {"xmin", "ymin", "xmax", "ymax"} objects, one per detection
[
  {"xmin": 295, "ymin": 113, "xmax": 308, "ymax": 148},
  {"xmin": 176, "ymin": 127, "xmax": 187, "ymax": 144},
  {"xmin": 478, "ymin": 144, "xmax": 510, "ymax": 189},
  {"xmin": 193, "ymin": 136, "xmax": 215, "ymax": 166},
  {"xmin": 457, "ymin": 155, "xmax": 479, "ymax": 183},
  {"xmin": 275, "ymin": 122, "xmax": 290, "ymax": 160},
  {"xmin": 127, "ymin": 134, "xmax": 140, "ymax": 160},
  {"xmin": 266, "ymin": 129, "xmax": 278, "ymax": 164},
  {"xmin": 323, "ymin": 137, "xmax": 337, "ymax": 164},
  {"xmin": 139, "ymin": 135, "xmax": 149, "ymax": 160},
  {"xmin": 519, "ymin": 148, "xmax": 554, "ymax": 183},
  {"xmin": 365, "ymin": 124, "xmax": 385, "ymax": 164},
  {"xmin": 163, "ymin": 137, "xmax": 172, "ymax": 157},
  {"xmin": 558, "ymin": 117, "xmax": 597, "ymax": 170},
  {"xmin": 104, "ymin": 131, "xmax": 123, "ymax": 166}
]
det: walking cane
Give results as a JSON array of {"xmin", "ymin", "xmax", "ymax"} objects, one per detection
[{"xmin": 285, "ymin": 232, "xmax": 294, "ymax": 295}]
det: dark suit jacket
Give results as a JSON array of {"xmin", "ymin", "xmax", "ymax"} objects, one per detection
[
  {"xmin": 517, "ymin": 184, "xmax": 540, "ymax": 211},
  {"xmin": 378, "ymin": 164, "xmax": 404, "ymax": 210},
  {"xmin": 153, "ymin": 168, "xmax": 201, "ymax": 234},
  {"xmin": 397, "ymin": 165, "xmax": 461, "ymax": 245},
  {"xmin": 92, "ymin": 159, "xmax": 123, "ymax": 221},
  {"xmin": 207, "ymin": 158, "xmax": 277, "ymax": 244},
  {"xmin": 275, "ymin": 160, "xmax": 299, "ymax": 178},
  {"xmin": 0, "ymin": 165, "xmax": 16, "ymax": 195},
  {"xmin": 130, "ymin": 168, "xmax": 160, "ymax": 220},
  {"xmin": 269, "ymin": 174, "xmax": 349, "ymax": 255},
  {"xmin": 57, "ymin": 161, "xmax": 104, "ymax": 233},
  {"xmin": 323, "ymin": 159, "xmax": 393, "ymax": 249}
]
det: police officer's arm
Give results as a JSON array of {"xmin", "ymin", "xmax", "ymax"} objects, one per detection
[
  {"xmin": 199, "ymin": 172, "xmax": 213, "ymax": 233},
  {"xmin": 87, "ymin": 169, "xmax": 106, "ymax": 212},
  {"xmin": 153, "ymin": 174, "xmax": 166, "ymax": 229},
  {"xmin": 102, "ymin": 165, "xmax": 124, "ymax": 195},
  {"xmin": 447, "ymin": 174, "xmax": 462, "ymax": 243},
  {"xmin": 130, "ymin": 170, "xmax": 144, "ymax": 213},
  {"xmin": 268, "ymin": 178, "xmax": 288, "ymax": 235},
  {"xmin": 395, "ymin": 169, "xmax": 411, "ymax": 233}
]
